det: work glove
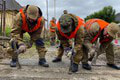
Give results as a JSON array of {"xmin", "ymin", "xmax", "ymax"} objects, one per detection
[
  {"xmin": 18, "ymin": 45, "xmax": 26, "ymax": 53},
  {"xmin": 64, "ymin": 47, "xmax": 72, "ymax": 53},
  {"xmin": 89, "ymin": 49, "xmax": 98, "ymax": 65},
  {"xmin": 64, "ymin": 47, "xmax": 72, "ymax": 58},
  {"xmin": 89, "ymin": 49, "xmax": 95, "ymax": 56}
]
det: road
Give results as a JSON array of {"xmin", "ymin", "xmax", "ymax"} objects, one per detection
[{"xmin": 0, "ymin": 46, "xmax": 120, "ymax": 80}]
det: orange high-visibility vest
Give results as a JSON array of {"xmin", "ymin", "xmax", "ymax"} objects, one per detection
[
  {"xmin": 57, "ymin": 16, "xmax": 84, "ymax": 39},
  {"xmin": 84, "ymin": 19, "xmax": 109, "ymax": 43},
  {"xmin": 49, "ymin": 20, "xmax": 56, "ymax": 32},
  {"xmin": 19, "ymin": 9, "xmax": 42, "ymax": 32}
]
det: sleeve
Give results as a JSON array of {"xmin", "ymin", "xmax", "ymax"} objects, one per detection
[
  {"xmin": 83, "ymin": 28, "xmax": 99, "ymax": 51},
  {"xmin": 74, "ymin": 26, "xmax": 85, "ymax": 51},
  {"xmin": 10, "ymin": 12, "xmax": 25, "ymax": 46}
]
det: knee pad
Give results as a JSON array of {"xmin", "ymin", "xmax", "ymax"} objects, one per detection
[
  {"xmin": 59, "ymin": 44, "xmax": 63, "ymax": 48},
  {"xmin": 35, "ymin": 38, "xmax": 44, "ymax": 46},
  {"xmin": 11, "ymin": 40, "xmax": 19, "ymax": 49}
]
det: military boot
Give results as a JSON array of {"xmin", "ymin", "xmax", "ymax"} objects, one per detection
[
  {"xmin": 10, "ymin": 58, "xmax": 18, "ymax": 67},
  {"xmin": 107, "ymin": 63, "xmax": 120, "ymax": 70},
  {"xmin": 70, "ymin": 63, "xmax": 78, "ymax": 73},
  {"xmin": 82, "ymin": 63, "xmax": 91, "ymax": 70},
  {"xmin": 52, "ymin": 57, "xmax": 62, "ymax": 62},
  {"xmin": 39, "ymin": 58, "xmax": 49, "ymax": 67}
]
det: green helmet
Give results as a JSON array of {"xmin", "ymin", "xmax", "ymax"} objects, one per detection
[
  {"xmin": 52, "ymin": 17, "xmax": 56, "ymax": 22},
  {"xmin": 26, "ymin": 5, "xmax": 39, "ymax": 20},
  {"xmin": 59, "ymin": 14, "xmax": 73, "ymax": 33},
  {"xmin": 52, "ymin": 17, "xmax": 56, "ymax": 20}
]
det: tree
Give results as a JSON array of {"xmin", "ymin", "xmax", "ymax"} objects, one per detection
[{"xmin": 84, "ymin": 6, "xmax": 116, "ymax": 23}]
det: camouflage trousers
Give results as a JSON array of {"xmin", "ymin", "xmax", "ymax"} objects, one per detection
[
  {"xmin": 50, "ymin": 37, "xmax": 56, "ymax": 46},
  {"xmin": 7, "ymin": 38, "xmax": 47, "ymax": 59},
  {"xmin": 50, "ymin": 32, "xmax": 56, "ymax": 46},
  {"xmin": 82, "ymin": 43, "xmax": 114, "ymax": 64}
]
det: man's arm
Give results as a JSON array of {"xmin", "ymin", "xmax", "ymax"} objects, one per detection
[
  {"xmin": 11, "ymin": 12, "xmax": 24, "ymax": 46},
  {"xmin": 74, "ymin": 26, "xmax": 85, "ymax": 51}
]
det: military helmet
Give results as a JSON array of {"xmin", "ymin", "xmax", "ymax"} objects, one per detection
[
  {"xmin": 89, "ymin": 22, "xmax": 100, "ymax": 32},
  {"xmin": 26, "ymin": 5, "xmax": 39, "ymax": 20},
  {"xmin": 59, "ymin": 14, "xmax": 73, "ymax": 33},
  {"xmin": 63, "ymin": 10, "xmax": 68, "ymax": 14},
  {"xmin": 107, "ymin": 22, "xmax": 120, "ymax": 38},
  {"xmin": 52, "ymin": 17, "xmax": 56, "ymax": 21},
  {"xmin": 52, "ymin": 17, "xmax": 56, "ymax": 20}
]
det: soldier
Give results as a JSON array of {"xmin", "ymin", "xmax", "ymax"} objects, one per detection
[
  {"xmin": 49, "ymin": 17, "xmax": 56, "ymax": 46},
  {"xmin": 82, "ymin": 19, "xmax": 120, "ymax": 70},
  {"xmin": 52, "ymin": 14, "xmax": 85, "ymax": 72},
  {"xmin": 9, "ymin": 5, "xmax": 49, "ymax": 67}
]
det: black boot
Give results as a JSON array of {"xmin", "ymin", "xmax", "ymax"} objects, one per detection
[
  {"xmin": 52, "ymin": 57, "xmax": 62, "ymax": 62},
  {"xmin": 10, "ymin": 58, "xmax": 18, "ymax": 67},
  {"xmin": 39, "ymin": 58, "xmax": 49, "ymax": 67},
  {"xmin": 70, "ymin": 63, "xmax": 78, "ymax": 73},
  {"xmin": 107, "ymin": 63, "xmax": 120, "ymax": 70},
  {"xmin": 82, "ymin": 63, "xmax": 91, "ymax": 70}
]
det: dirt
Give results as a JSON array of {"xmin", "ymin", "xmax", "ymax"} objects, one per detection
[
  {"xmin": 0, "ymin": 46, "xmax": 120, "ymax": 80},
  {"xmin": 0, "ymin": 46, "xmax": 10, "ymax": 59}
]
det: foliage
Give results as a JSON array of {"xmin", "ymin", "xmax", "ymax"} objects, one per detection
[
  {"xmin": 5, "ymin": 27, "xmax": 11, "ymax": 37},
  {"xmin": 0, "ymin": 27, "xmax": 11, "ymax": 36},
  {"xmin": 23, "ymin": 32, "xmax": 30, "ymax": 43},
  {"xmin": 84, "ymin": 6, "xmax": 116, "ymax": 23}
]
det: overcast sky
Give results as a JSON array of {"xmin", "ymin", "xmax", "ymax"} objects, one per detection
[{"xmin": 16, "ymin": 0, "xmax": 120, "ymax": 20}]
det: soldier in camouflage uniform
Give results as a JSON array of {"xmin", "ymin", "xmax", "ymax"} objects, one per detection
[
  {"xmin": 8, "ymin": 5, "xmax": 49, "ymax": 67},
  {"xmin": 82, "ymin": 19, "xmax": 120, "ymax": 70},
  {"xmin": 49, "ymin": 17, "xmax": 56, "ymax": 46},
  {"xmin": 52, "ymin": 14, "xmax": 85, "ymax": 72}
]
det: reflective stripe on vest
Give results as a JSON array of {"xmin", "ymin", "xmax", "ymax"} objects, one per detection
[
  {"xmin": 57, "ymin": 16, "xmax": 84, "ymax": 39},
  {"xmin": 19, "ymin": 9, "xmax": 42, "ymax": 32},
  {"xmin": 100, "ymin": 38, "xmax": 110, "ymax": 44},
  {"xmin": 85, "ymin": 19, "xmax": 109, "ymax": 43},
  {"xmin": 49, "ymin": 20, "xmax": 56, "ymax": 32}
]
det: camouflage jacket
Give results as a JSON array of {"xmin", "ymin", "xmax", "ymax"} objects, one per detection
[
  {"xmin": 56, "ymin": 14, "xmax": 85, "ymax": 51},
  {"xmin": 84, "ymin": 22, "xmax": 113, "ymax": 51},
  {"xmin": 11, "ymin": 6, "xmax": 45, "ymax": 46},
  {"xmin": 49, "ymin": 20, "xmax": 56, "ymax": 37},
  {"xmin": 49, "ymin": 20, "xmax": 56, "ymax": 31}
]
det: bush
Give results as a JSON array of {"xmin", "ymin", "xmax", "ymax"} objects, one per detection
[
  {"xmin": 23, "ymin": 32, "xmax": 30, "ymax": 43},
  {"xmin": 5, "ymin": 27, "xmax": 11, "ymax": 37},
  {"xmin": 0, "ymin": 27, "xmax": 11, "ymax": 36}
]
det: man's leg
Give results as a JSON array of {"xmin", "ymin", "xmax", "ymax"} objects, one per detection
[
  {"xmin": 9, "ymin": 40, "xmax": 19, "ymax": 67},
  {"xmin": 81, "ymin": 45, "xmax": 91, "ymax": 70},
  {"xmin": 105, "ymin": 43, "xmax": 120, "ymax": 70},
  {"xmin": 35, "ymin": 38, "xmax": 49, "ymax": 67},
  {"xmin": 52, "ymin": 44, "xmax": 64, "ymax": 62}
]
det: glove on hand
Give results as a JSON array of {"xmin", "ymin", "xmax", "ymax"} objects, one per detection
[
  {"xmin": 64, "ymin": 47, "xmax": 72, "ymax": 53},
  {"xmin": 18, "ymin": 45, "xmax": 26, "ymax": 53},
  {"xmin": 64, "ymin": 47, "xmax": 72, "ymax": 58},
  {"xmin": 89, "ymin": 49, "xmax": 95, "ymax": 56}
]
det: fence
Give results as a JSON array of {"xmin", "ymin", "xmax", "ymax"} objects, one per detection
[{"xmin": 0, "ymin": 0, "xmax": 6, "ymax": 36}]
